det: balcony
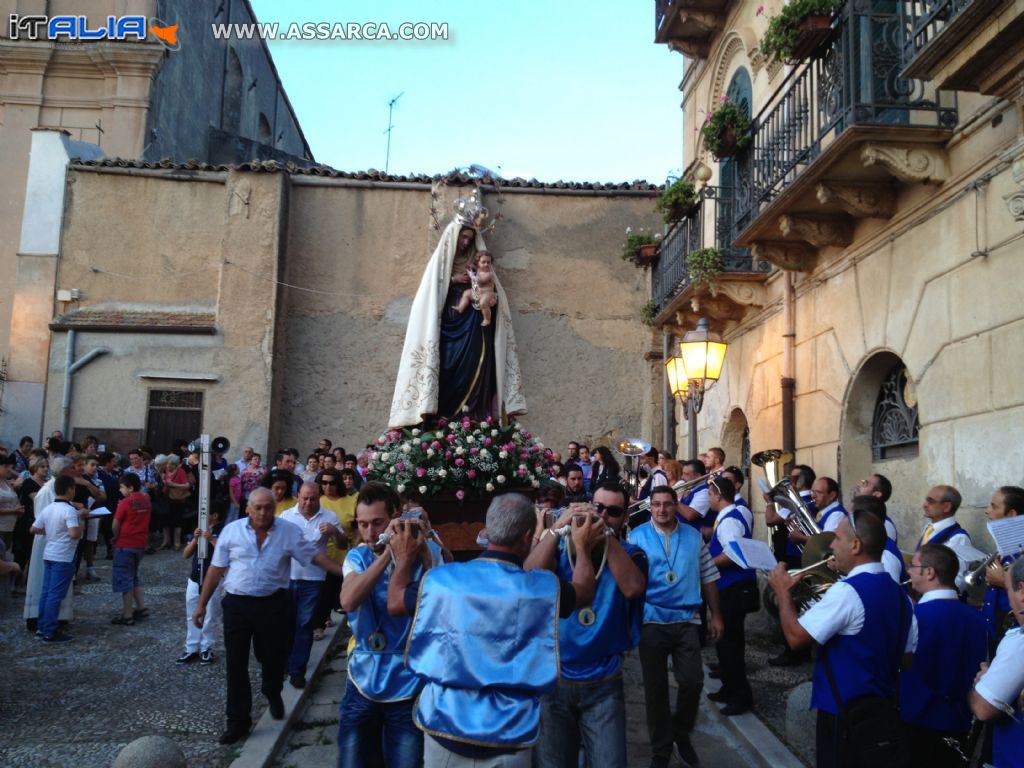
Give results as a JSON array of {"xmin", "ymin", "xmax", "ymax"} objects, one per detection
[
  {"xmin": 651, "ymin": 186, "xmax": 771, "ymax": 331},
  {"xmin": 730, "ymin": 2, "xmax": 958, "ymax": 269},
  {"xmin": 901, "ymin": 0, "xmax": 1024, "ymax": 99},
  {"xmin": 654, "ymin": 0, "xmax": 734, "ymax": 57}
]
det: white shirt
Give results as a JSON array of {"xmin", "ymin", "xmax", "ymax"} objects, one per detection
[
  {"xmin": 683, "ymin": 486, "xmax": 711, "ymax": 519},
  {"xmin": 884, "ymin": 518, "xmax": 898, "ymax": 544},
  {"xmin": 649, "ymin": 468, "xmax": 668, "ymax": 490},
  {"xmin": 279, "ymin": 506, "xmax": 339, "ymax": 582},
  {"xmin": 799, "ymin": 562, "xmax": 918, "ymax": 652},
  {"xmin": 881, "ymin": 548, "xmax": 904, "ymax": 584},
  {"xmin": 235, "ymin": 458, "xmax": 249, "ymax": 475},
  {"xmin": 975, "ymin": 628, "xmax": 1024, "ymax": 715},
  {"xmin": 37, "ymin": 501, "xmax": 81, "ymax": 562},
  {"xmin": 713, "ymin": 503, "xmax": 752, "ymax": 547},
  {"xmin": 211, "ymin": 517, "xmax": 319, "ymax": 596},
  {"xmin": 819, "ymin": 501, "xmax": 845, "ymax": 533},
  {"xmin": 920, "ymin": 517, "xmax": 970, "ymax": 548}
]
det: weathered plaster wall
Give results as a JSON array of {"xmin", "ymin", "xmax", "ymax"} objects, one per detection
[{"xmin": 274, "ymin": 183, "xmax": 662, "ymax": 455}]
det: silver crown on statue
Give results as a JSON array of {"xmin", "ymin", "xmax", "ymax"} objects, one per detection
[{"xmin": 453, "ymin": 189, "xmax": 488, "ymax": 229}]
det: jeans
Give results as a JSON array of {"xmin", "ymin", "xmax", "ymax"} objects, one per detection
[
  {"xmin": 287, "ymin": 578, "xmax": 323, "ymax": 676},
  {"xmin": 425, "ymin": 735, "xmax": 530, "ymax": 767},
  {"xmin": 222, "ymin": 590, "xmax": 288, "ymax": 728},
  {"xmin": 337, "ymin": 679, "xmax": 422, "ymax": 768},
  {"xmin": 38, "ymin": 559, "xmax": 76, "ymax": 637},
  {"xmin": 535, "ymin": 674, "xmax": 626, "ymax": 768},
  {"xmin": 637, "ymin": 622, "xmax": 703, "ymax": 765}
]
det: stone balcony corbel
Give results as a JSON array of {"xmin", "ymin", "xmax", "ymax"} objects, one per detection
[
  {"xmin": 750, "ymin": 241, "xmax": 817, "ymax": 272},
  {"xmin": 815, "ymin": 181, "xmax": 896, "ymax": 219},
  {"xmin": 860, "ymin": 144, "xmax": 949, "ymax": 185},
  {"xmin": 778, "ymin": 213, "xmax": 854, "ymax": 248}
]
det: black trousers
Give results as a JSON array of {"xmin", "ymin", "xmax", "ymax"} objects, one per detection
[
  {"xmin": 903, "ymin": 723, "xmax": 968, "ymax": 768},
  {"xmin": 715, "ymin": 581, "xmax": 754, "ymax": 705},
  {"xmin": 222, "ymin": 590, "xmax": 287, "ymax": 727},
  {"xmin": 313, "ymin": 571, "xmax": 342, "ymax": 630},
  {"xmin": 638, "ymin": 622, "xmax": 703, "ymax": 764}
]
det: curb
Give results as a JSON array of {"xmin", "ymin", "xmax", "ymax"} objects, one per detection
[
  {"xmin": 703, "ymin": 666, "xmax": 806, "ymax": 768},
  {"xmin": 229, "ymin": 618, "xmax": 347, "ymax": 768}
]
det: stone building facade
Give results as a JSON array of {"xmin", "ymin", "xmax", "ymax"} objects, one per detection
[
  {"xmin": 0, "ymin": 0, "xmax": 312, "ymax": 389},
  {"xmin": 651, "ymin": 0, "xmax": 1024, "ymax": 543}
]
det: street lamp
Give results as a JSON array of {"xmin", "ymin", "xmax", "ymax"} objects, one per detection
[{"xmin": 666, "ymin": 317, "xmax": 728, "ymax": 458}]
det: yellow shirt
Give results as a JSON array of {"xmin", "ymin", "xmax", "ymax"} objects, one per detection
[
  {"xmin": 320, "ymin": 494, "xmax": 358, "ymax": 563},
  {"xmin": 275, "ymin": 498, "xmax": 297, "ymax": 517}
]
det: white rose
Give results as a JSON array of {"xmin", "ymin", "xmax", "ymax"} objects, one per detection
[
  {"xmin": 401, "ymin": 444, "xmax": 411, "ymax": 454},
  {"xmin": 466, "ymin": 435, "xmax": 475, "ymax": 444},
  {"xmin": 397, "ymin": 484, "xmax": 406, "ymax": 493},
  {"xmin": 485, "ymin": 482, "xmax": 495, "ymax": 492},
  {"xmin": 455, "ymin": 447, "xmax": 465, "ymax": 456},
  {"xmin": 499, "ymin": 451, "xmax": 508, "ymax": 459},
  {"xmin": 480, "ymin": 449, "xmax": 490, "ymax": 459},
  {"xmin": 438, "ymin": 469, "xmax": 447, "ymax": 478},
  {"xmin": 426, "ymin": 448, "xmax": 435, "ymax": 458},
  {"xmin": 532, "ymin": 480, "xmax": 540, "ymax": 488},
  {"xmin": 411, "ymin": 428, "xmax": 421, "ymax": 436},
  {"xmin": 491, "ymin": 430, "xmax": 498, "ymax": 437},
  {"xmin": 497, "ymin": 475, "xmax": 506, "ymax": 484},
  {"xmin": 380, "ymin": 452, "xmax": 390, "ymax": 461},
  {"xmin": 419, "ymin": 485, "xmax": 428, "ymax": 494},
  {"xmin": 389, "ymin": 466, "xmax": 396, "ymax": 474}
]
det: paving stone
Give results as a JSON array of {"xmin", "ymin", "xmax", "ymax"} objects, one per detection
[
  {"xmin": 302, "ymin": 702, "xmax": 341, "ymax": 725},
  {"xmin": 280, "ymin": 744, "xmax": 338, "ymax": 768}
]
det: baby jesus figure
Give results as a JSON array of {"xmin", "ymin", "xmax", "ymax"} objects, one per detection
[{"xmin": 451, "ymin": 251, "xmax": 498, "ymax": 326}]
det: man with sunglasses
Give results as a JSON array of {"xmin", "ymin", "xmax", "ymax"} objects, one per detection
[
  {"xmin": 769, "ymin": 509, "xmax": 917, "ymax": 768},
  {"xmin": 900, "ymin": 543, "xmax": 986, "ymax": 766},
  {"xmin": 918, "ymin": 485, "xmax": 972, "ymax": 591},
  {"xmin": 526, "ymin": 482, "xmax": 647, "ymax": 768}
]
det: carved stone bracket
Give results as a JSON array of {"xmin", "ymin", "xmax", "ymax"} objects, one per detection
[
  {"xmin": 860, "ymin": 144, "xmax": 948, "ymax": 184},
  {"xmin": 816, "ymin": 181, "xmax": 896, "ymax": 219},
  {"xmin": 778, "ymin": 213, "xmax": 853, "ymax": 248},
  {"xmin": 1004, "ymin": 190, "xmax": 1024, "ymax": 222},
  {"xmin": 751, "ymin": 241, "xmax": 817, "ymax": 272},
  {"xmin": 712, "ymin": 281, "xmax": 767, "ymax": 309}
]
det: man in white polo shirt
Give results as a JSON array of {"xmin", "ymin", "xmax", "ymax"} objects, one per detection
[{"xmin": 280, "ymin": 482, "xmax": 347, "ymax": 690}]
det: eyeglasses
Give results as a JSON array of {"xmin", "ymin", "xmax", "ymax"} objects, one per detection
[
  {"xmin": 924, "ymin": 496, "xmax": 945, "ymax": 505},
  {"xmin": 593, "ymin": 502, "xmax": 625, "ymax": 518},
  {"xmin": 907, "ymin": 563, "xmax": 931, "ymax": 571}
]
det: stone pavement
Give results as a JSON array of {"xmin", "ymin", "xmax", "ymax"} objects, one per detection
[
  {"xmin": 0, "ymin": 545, "xmax": 253, "ymax": 767},
  {"xmin": 276, "ymin": 643, "xmax": 799, "ymax": 768}
]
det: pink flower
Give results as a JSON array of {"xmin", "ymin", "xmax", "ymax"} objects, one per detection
[
  {"xmin": 467, "ymin": 469, "xmax": 477, "ymax": 479},
  {"xmin": 485, "ymin": 416, "xmax": 493, "ymax": 424},
  {"xmin": 396, "ymin": 462, "xmax": 406, "ymax": 472},
  {"xmin": 518, "ymin": 467, "xmax": 527, "ymax": 476},
  {"xmin": 462, "ymin": 418, "xmax": 472, "ymax": 429},
  {"xmin": 446, "ymin": 434, "xmax": 456, "ymax": 443},
  {"xmin": 484, "ymin": 438, "xmax": 493, "ymax": 446},
  {"xmin": 431, "ymin": 441, "xmax": 442, "ymax": 450},
  {"xmin": 756, "ymin": 4, "xmax": 765, "ymax": 16},
  {"xmin": 421, "ymin": 442, "xmax": 429, "ymax": 449},
  {"xmin": 523, "ymin": 431, "xmax": 532, "ymax": 439},
  {"xmin": 416, "ymin": 467, "xmax": 426, "ymax": 478},
  {"xmin": 444, "ymin": 451, "xmax": 452, "ymax": 460},
  {"xmin": 455, "ymin": 489, "xmax": 465, "ymax": 501},
  {"xmin": 470, "ymin": 447, "xmax": 479, "ymax": 455},
  {"xmin": 720, "ymin": 94, "xmax": 729, "ymax": 103},
  {"xmin": 438, "ymin": 417, "xmax": 448, "ymax": 427},
  {"xmin": 376, "ymin": 437, "xmax": 385, "ymax": 445},
  {"xmin": 455, "ymin": 458, "xmax": 465, "ymax": 467}
]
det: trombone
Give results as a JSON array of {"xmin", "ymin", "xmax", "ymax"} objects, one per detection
[{"xmin": 627, "ymin": 469, "xmax": 723, "ymax": 519}]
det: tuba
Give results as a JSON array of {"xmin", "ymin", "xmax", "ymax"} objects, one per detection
[
  {"xmin": 753, "ymin": 449, "xmax": 839, "ymax": 613},
  {"xmin": 616, "ymin": 438, "xmax": 651, "ymax": 502}
]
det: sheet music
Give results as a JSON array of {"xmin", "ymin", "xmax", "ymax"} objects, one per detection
[
  {"xmin": 726, "ymin": 539, "xmax": 779, "ymax": 571},
  {"xmin": 86, "ymin": 506, "xmax": 112, "ymax": 517},
  {"xmin": 987, "ymin": 516, "xmax": 1024, "ymax": 557}
]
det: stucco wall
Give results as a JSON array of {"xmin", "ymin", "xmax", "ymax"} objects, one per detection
[{"xmin": 274, "ymin": 183, "xmax": 663, "ymax": 456}]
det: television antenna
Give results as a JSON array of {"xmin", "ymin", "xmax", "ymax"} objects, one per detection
[{"xmin": 384, "ymin": 91, "xmax": 404, "ymax": 174}]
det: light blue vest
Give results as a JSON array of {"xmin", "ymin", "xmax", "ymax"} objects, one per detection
[
  {"xmin": 630, "ymin": 521, "xmax": 703, "ymax": 624},
  {"xmin": 406, "ymin": 558, "xmax": 559, "ymax": 748},
  {"xmin": 555, "ymin": 538, "xmax": 643, "ymax": 681},
  {"xmin": 345, "ymin": 543, "xmax": 434, "ymax": 702}
]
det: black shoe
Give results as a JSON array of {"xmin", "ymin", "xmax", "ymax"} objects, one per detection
[
  {"xmin": 708, "ymin": 669, "xmax": 722, "ymax": 680},
  {"xmin": 707, "ymin": 688, "xmax": 732, "ymax": 703},
  {"xmin": 42, "ymin": 632, "xmax": 74, "ymax": 643},
  {"xmin": 200, "ymin": 649, "xmax": 214, "ymax": 665},
  {"xmin": 267, "ymin": 693, "xmax": 285, "ymax": 720},
  {"xmin": 218, "ymin": 724, "xmax": 250, "ymax": 745},
  {"xmin": 677, "ymin": 736, "xmax": 700, "ymax": 767},
  {"xmin": 768, "ymin": 648, "xmax": 807, "ymax": 667},
  {"xmin": 176, "ymin": 651, "xmax": 200, "ymax": 664},
  {"xmin": 720, "ymin": 701, "xmax": 752, "ymax": 716},
  {"xmin": 289, "ymin": 673, "xmax": 306, "ymax": 689}
]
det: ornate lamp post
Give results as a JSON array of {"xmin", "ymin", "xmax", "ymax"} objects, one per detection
[{"xmin": 667, "ymin": 317, "xmax": 728, "ymax": 458}]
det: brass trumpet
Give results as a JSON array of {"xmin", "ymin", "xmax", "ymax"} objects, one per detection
[{"xmin": 627, "ymin": 469, "xmax": 722, "ymax": 518}]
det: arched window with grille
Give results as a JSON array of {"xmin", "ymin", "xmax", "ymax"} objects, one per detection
[
  {"xmin": 718, "ymin": 68, "xmax": 753, "ymax": 248},
  {"xmin": 872, "ymin": 364, "xmax": 919, "ymax": 460}
]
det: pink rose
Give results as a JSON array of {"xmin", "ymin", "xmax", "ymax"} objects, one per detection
[
  {"xmin": 484, "ymin": 438, "xmax": 493, "ymax": 446},
  {"xmin": 416, "ymin": 467, "xmax": 426, "ymax": 478},
  {"xmin": 485, "ymin": 416, "xmax": 493, "ymax": 424},
  {"xmin": 467, "ymin": 469, "xmax": 477, "ymax": 479},
  {"xmin": 455, "ymin": 458, "xmax": 465, "ymax": 467},
  {"xmin": 523, "ymin": 431, "xmax": 532, "ymax": 439},
  {"xmin": 470, "ymin": 447, "xmax": 479, "ymax": 455},
  {"xmin": 396, "ymin": 462, "xmax": 406, "ymax": 472},
  {"xmin": 446, "ymin": 434, "xmax": 456, "ymax": 443},
  {"xmin": 518, "ymin": 467, "xmax": 527, "ymax": 476},
  {"xmin": 455, "ymin": 489, "xmax": 465, "ymax": 501},
  {"xmin": 438, "ymin": 417, "xmax": 448, "ymax": 427},
  {"xmin": 444, "ymin": 451, "xmax": 452, "ymax": 460},
  {"xmin": 431, "ymin": 441, "xmax": 442, "ymax": 450}
]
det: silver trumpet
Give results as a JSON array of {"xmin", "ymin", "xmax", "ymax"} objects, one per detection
[
  {"xmin": 627, "ymin": 469, "xmax": 722, "ymax": 518},
  {"xmin": 964, "ymin": 552, "xmax": 1002, "ymax": 588}
]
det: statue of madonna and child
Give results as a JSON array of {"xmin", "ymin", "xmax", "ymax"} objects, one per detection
[{"xmin": 388, "ymin": 190, "xmax": 527, "ymax": 430}]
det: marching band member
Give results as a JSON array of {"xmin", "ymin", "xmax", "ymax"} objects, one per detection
[
  {"xmin": 526, "ymin": 482, "xmax": 647, "ymax": 768},
  {"xmin": 388, "ymin": 493, "xmax": 601, "ymax": 768},
  {"xmin": 630, "ymin": 484, "xmax": 723, "ymax": 768},
  {"xmin": 706, "ymin": 476, "xmax": 757, "ymax": 716},
  {"xmin": 970, "ymin": 557, "xmax": 1024, "ymax": 768},
  {"xmin": 677, "ymin": 459, "xmax": 712, "ymax": 533},
  {"xmin": 811, "ymin": 478, "xmax": 846, "ymax": 533},
  {"xmin": 900, "ymin": 544, "xmax": 986, "ymax": 766},
  {"xmin": 336, "ymin": 482, "xmax": 438, "ymax": 768},
  {"xmin": 981, "ymin": 485, "xmax": 1024, "ymax": 647},
  {"xmin": 854, "ymin": 473, "xmax": 898, "ymax": 543},
  {"xmin": 768, "ymin": 509, "xmax": 917, "ymax": 768},
  {"xmin": 918, "ymin": 485, "xmax": 972, "ymax": 591},
  {"xmin": 721, "ymin": 465, "xmax": 749, "ymax": 512},
  {"xmin": 851, "ymin": 495, "xmax": 908, "ymax": 586}
]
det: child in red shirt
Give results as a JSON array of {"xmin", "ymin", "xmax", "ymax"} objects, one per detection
[{"xmin": 111, "ymin": 473, "xmax": 152, "ymax": 625}]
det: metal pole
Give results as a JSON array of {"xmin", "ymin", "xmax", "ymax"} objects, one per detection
[
  {"xmin": 196, "ymin": 434, "xmax": 211, "ymax": 585},
  {"xmin": 688, "ymin": 399, "xmax": 698, "ymax": 459},
  {"xmin": 60, "ymin": 330, "xmax": 110, "ymax": 438},
  {"xmin": 662, "ymin": 334, "xmax": 674, "ymax": 454}
]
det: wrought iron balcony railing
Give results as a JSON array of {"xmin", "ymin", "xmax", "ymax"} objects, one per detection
[
  {"xmin": 900, "ymin": 0, "xmax": 1001, "ymax": 78},
  {"xmin": 651, "ymin": 186, "xmax": 770, "ymax": 315},
  {"xmin": 732, "ymin": 1, "xmax": 958, "ymax": 238}
]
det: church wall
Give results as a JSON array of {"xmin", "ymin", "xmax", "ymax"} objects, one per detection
[{"xmin": 274, "ymin": 183, "xmax": 663, "ymax": 457}]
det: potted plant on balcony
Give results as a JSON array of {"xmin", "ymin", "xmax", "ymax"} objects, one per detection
[
  {"xmin": 622, "ymin": 227, "xmax": 662, "ymax": 267},
  {"xmin": 640, "ymin": 299, "xmax": 659, "ymax": 327},
  {"xmin": 687, "ymin": 247, "xmax": 724, "ymax": 290},
  {"xmin": 655, "ymin": 179, "xmax": 699, "ymax": 224},
  {"xmin": 700, "ymin": 97, "xmax": 752, "ymax": 160},
  {"xmin": 757, "ymin": 0, "xmax": 839, "ymax": 64}
]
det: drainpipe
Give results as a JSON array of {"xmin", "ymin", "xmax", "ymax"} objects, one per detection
[
  {"xmin": 662, "ymin": 333, "xmax": 674, "ymax": 455},
  {"xmin": 61, "ymin": 329, "xmax": 111, "ymax": 438},
  {"xmin": 781, "ymin": 272, "xmax": 796, "ymax": 465}
]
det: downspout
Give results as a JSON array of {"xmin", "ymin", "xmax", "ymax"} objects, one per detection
[
  {"xmin": 662, "ymin": 333, "xmax": 674, "ymax": 455},
  {"xmin": 60, "ymin": 329, "xmax": 111, "ymax": 437},
  {"xmin": 781, "ymin": 272, "xmax": 796, "ymax": 463}
]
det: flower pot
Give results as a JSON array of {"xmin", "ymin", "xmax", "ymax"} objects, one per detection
[
  {"xmin": 666, "ymin": 201, "xmax": 699, "ymax": 222},
  {"xmin": 789, "ymin": 15, "xmax": 833, "ymax": 61},
  {"xmin": 637, "ymin": 243, "xmax": 660, "ymax": 265},
  {"xmin": 713, "ymin": 126, "xmax": 740, "ymax": 158}
]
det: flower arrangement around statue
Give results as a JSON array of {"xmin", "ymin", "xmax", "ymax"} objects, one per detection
[
  {"xmin": 367, "ymin": 416, "xmax": 550, "ymax": 500},
  {"xmin": 655, "ymin": 179, "xmax": 699, "ymax": 224},
  {"xmin": 757, "ymin": 0, "xmax": 838, "ymax": 64},
  {"xmin": 701, "ymin": 96, "xmax": 752, "ymax": 160},
  {"xmin": 622, "ymin": 227, "xmax": 662, "ymax": 266}
]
